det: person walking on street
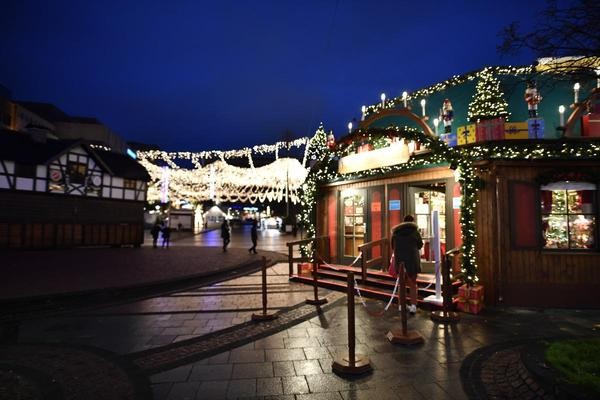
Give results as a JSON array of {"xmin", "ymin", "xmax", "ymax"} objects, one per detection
[
  {"xmin": 248, "ymin": 219, "xmax": 258, "ymax": 254},
  {"xmin": 161, "ymin": 224, "xmax": 171, "ymax": 249},
  {"xmin": 391, "ymin": 214, "xmax": 423, "ymax": 314},
  {"xmin": 150, "ymin": 223, "xmax": 161, "ymax": 248},
  {"xmin": 221, "ymin": 219, "xmax": 230, "ymax": 252}
]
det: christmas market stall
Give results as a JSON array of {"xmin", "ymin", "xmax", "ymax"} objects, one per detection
[{"xmin": 300, "ymin": 58, "xmax": 600, "ymax": 308}]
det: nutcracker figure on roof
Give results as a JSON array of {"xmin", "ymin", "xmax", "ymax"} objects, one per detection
[
  {"xmin": 442, "ymin": 99, "xmax": 454, "ymax": 133},
  {"xmin": 524, "ymin": 79, "xmax": 542, "ymax": 118}
]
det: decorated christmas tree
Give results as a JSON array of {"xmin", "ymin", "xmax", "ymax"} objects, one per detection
[
  {"xmin": 306, "ymin": 123, "xmax": 328, "ymax": 162},
  {"xmin": 467, "ymin": 68, "xmax": 510, "ymax": 122}
]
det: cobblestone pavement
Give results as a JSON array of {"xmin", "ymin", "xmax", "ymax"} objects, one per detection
[{"xmin": 4, "ymin": 229, "xmax": 600, "ymax": 399}]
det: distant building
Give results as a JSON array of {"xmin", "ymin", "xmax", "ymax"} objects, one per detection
[{"xmin": 0, "ymin": 129, "xmax": 150, "ymax": 249}]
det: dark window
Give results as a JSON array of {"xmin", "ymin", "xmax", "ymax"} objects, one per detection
[
  {"xmin": 123, "ymin": 179, "xmax": 136, "ymax": 189},
  {"xmin": 67, "ymin": 161, "xmax": 87, "ymax": 184},
  {"xmin": 15, "ymin": 163, "xmax": 36, "ymax": 178},
  {"xmin": 541, "ymin": 182, "xmax": 597, "ymax": 250}
]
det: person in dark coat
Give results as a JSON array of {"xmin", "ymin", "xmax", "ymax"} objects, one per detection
[
  {"xmin": 391, "ymin": 214, "xmax": 423, "ymax": 314},
  {"xmin": 161, "ymin": 225, "xmax": 171, "ymax": 249},
  {"xmin": 248, "ymin": 219, "xmax": 258, "ymax": 254},
  {"xmin": 221, "ymin": 219, "xmax": 230, "ymax": 252},
  {"xmin": 150, "ymin": 223, "xmax": 161, "ymax": 248}
]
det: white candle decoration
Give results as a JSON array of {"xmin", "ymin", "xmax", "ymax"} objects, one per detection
[
  {"xmin": 402, "ymin": 91, "xmax": 408, "ymax": 108},
  {"xmin": 361, "ymin": 105, "xmax": 366, "ymax": 121},
  {"xmin": 420, "ymin": 99, "xmax": 426, "ymax": 117},
  {"xmin": 380, "ymin": 93, "xmax": 386, "ymax": 108},
  {"xmin": 347, "ymin": 122, "xmax": 353, "ymax": 133},
  {"xmin": 559, "ymin": 105, "xmax": 565, "ymax": 126},
  {"xmin": 596, "ymin": 69, "xmax": 600, "ymax": 88},
  {"xmin": 433, "ymin": 118, "xmax": 439, "ymax": 135},
  {"xmin": 574, "ymin": 82, "xmax": 580, "ymax": 103}
]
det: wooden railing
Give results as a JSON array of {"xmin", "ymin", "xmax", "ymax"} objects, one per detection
[
  {"xmin": 358, "ymin": 237, "xmax": 389, "ymax": 282},
  {"xmin": 286, "ymin": 236, "xmax": 330, "ymax": 277}
]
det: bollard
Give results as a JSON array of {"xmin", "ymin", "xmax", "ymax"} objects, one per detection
[
  {"xmin": 332, "ymin": 271, "xmax": 372, "ymax": 375},
  {"xmin": 305, "ymin": 259, "xmax": 327, "ymax": 306},
  {"xmin": 252, "ymin": 257, "xmax": 277, "ymax": 321},
  {"xmin": 386, "ymin": 262, "xmax": 424, "ymax": 345},
  {"xmin": 431, "ymin": 253, "xmax": 460, "ymax": 323}
]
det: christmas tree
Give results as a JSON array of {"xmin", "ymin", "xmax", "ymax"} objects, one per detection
[
  {"xmin": 467, "ymin": 68, "xmax": 510, "ymax": 122},
  {"xmin": 306, "ymin": 123, "xmax": 328, "ymax": 161}
]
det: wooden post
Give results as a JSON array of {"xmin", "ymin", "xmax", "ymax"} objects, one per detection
[
  {"xmin": 360, "ymin": 251, "xmax": 367, "ymax": 283},
  {"xmin": 332, "ymin": 271, "xmax": 372, "ymax": 375},
  {"xmin": 430, "ymin": 253, "xmax": 460, "ymax": 323},
  {"xmin": 252, "ymin": 257, "xmax": 277, "ymax": 321},
  {"xmin": 386, "ymin": 262, "xmax": 425, "ymax": 345},
  {"xmin": 288, "ymin": 243, "xmax": 293, "ymax": 277},
  {"xmin": 305, "ymin": 259, "xmax": 327, "ymax": 305}
]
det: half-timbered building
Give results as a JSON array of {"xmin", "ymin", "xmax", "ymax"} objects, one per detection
[{"xmin": 0, "ymin": 129, "xmax": 150, "ymax": 248}]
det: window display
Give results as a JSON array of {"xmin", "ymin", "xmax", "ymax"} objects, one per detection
[
  {"xmin": 541, "ymin": 182, "xmax": 596, "ymax": 250},
  {"xmin": 413, "ymin": 185, "xmax": 446, "ymax": 260},
  {"xmin": 343, "ymin": 193, "xmax": 365, "ymax": 257}
]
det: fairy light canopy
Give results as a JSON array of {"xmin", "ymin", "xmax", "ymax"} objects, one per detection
[{"xmin": 137, "ymin": 135, "xmax": 321, "ymax": 205}]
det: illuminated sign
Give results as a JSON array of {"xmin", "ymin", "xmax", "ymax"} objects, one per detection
[
  {"xmin": 338, "ymin": 142, "xmax": 410, "ymax": 174},
  {"xmin": 389, "ymin": 200, "xmax": 401, "ymax": 211}
]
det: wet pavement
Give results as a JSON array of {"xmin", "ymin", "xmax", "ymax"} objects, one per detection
[{"xmin": 2, "ymin": 227, "xmax": 600, "ymax": 399}]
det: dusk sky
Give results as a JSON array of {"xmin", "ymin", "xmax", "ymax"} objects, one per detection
[{"xmin": 1, "ymin": 0, "xmax": 545, "ymax": 151}]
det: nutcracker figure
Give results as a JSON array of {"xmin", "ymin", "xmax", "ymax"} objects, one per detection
[
  {"xmin": 442, "ymin": 99, "xmax": 454, "ymax": 133},
  {"xmin": 524, "ymin": 79, "xmax": 542, "ymax": 118},
  {"xmin": 326, "ymin": 130, "xmax": 335, "ymax": 149}
]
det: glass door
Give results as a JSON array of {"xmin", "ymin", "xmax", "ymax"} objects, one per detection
[
  {"xmin": 412, "ymin": 183, "xmax": 446, "ymax": 260},
  {"xmin": 342, "ymin": 191, "xmax": 366, "ymax": 259}
]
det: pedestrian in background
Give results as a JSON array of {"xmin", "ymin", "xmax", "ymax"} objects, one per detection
[
  {"xmin": 221, "ymin": 219, "xmax": 230, "ymax": 252},
  {"xmin": 161, "ymin": 224, "xmax": 171, "ymax": 249},
  {"xmin": 150, "ymin": 223, "xmax": 161, "ymax": 249},
  {"xmin": 391, "ymin": 214, "xmax": 423, "ymax": 314},
  {"xmin": 248, "ymin": 219, "xmax": 258, "ymax": 254}
]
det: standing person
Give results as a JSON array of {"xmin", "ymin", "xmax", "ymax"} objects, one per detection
[
  {"xmin": 391, "ymin": 214, "xmax": 423, "ymax": 314},
  {"xmin": 221, "ymin": 219, "xmax": 230, "ymax": 252},
  {"xmin": 161, "ymin": 224, "xmax": 171, "ymax": 249},
  {"xmin": 150, "ymin": 223, "xmax": 161, "ymax": 249},
  {"xmin": 248, "ymin": 219, "xmax": 258, "ymax": 254}
]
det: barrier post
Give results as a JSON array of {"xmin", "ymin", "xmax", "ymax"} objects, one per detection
[
  {"xmin": 252, "ymin": 257, "xmax": 277, "ymax": 321},
  {"xmin": 306, "ymin": 259, "xmax": 327, "ymax": 305},
  {"xmin": 386, "ymin": 262, "xmax": 425, "ymax": 345},
  {"xmin": 332, "ymin": 271, "xmax": 372, "ymax": 375},
  {"xmin": 430, "ymin": 253, "xmax": 460, "ymax": 323}
]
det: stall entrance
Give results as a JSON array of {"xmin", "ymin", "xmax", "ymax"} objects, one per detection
[{"xmin": 409, "ymin": 182, "xmax": 447, "ymax": 261}]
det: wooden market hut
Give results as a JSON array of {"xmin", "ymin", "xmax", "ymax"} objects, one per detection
[{"xmin": 303, "ymin": 61, "xmax": 600, "ymax": 308}]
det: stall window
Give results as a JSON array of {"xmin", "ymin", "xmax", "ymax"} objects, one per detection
[
  {"xmin": 342, "ymin": 193, "xmax": 365, "ymax": 257},
  {"xmin": 413, "ymin": 185, "xmax": 446, "ymax": 259},
  {"xmin": 123, "ymin": 179, "xmax": 136, "ymax": 189},
  {"xmin": 541, "ymin": 181, "xmax": 597, "ymax": 250}
]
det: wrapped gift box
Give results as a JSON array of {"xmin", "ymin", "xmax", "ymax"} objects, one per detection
[
  {"xmin": 297, "ymin": 262, "xmax": 312, "ymax": 275},
  {"xmin": 457, "ymin": 124, "xmax": 476, "ymax": 145},
  {"xmin": 476, "ymin": 118, "xmax": 504, "ymax": 142},
  {"xmin": 458, "ymin": 284, "xmax": 484, "ymax": 300},
  {"xmin": 528, "ymin": 118, "xmax": 545, "ymax": 139},
  {"xmin": 582, "ymin": 114, "xmax": 600, "ymax": 137},
  {"xmin": 440, "ymin": 132, "xmax": 457, "ymax": 147},
  {"xmin": 460, "ymin": 299, "xmax": 484, "ymax": 314},
  {"xmin": 504, "ymin": 121, "xmax": 529, "ymax": 140}
]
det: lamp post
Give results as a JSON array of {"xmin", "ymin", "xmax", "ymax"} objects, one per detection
[
  {"xmin": 559, "ymin": 105, "xmax": 565, "ymax": 126},
  {"xmin": 420, "ymin": 99, "xmax": 426, "ymax": 117},
  {"xmin": 574, "ymin": 82, "xmax": 580, "ymax": 103},
  {"xmin": 402, "ymin": 91, "xmax": 408, "ymax": 108},
  {"xmin": 380, "ymin": 93, "xmax": 386, "ymax": 108}
]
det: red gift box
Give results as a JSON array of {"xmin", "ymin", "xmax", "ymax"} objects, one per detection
[
  {"xmin": 582, "ymin": 114, "xmax": 600, "ymax": 137},
  {"xmin": 297, "ymin": 263, "xmax": 312, "ymax": 275},
  {"xmin": 476, "ymin": 118, "xmax": 504, "ymax": 142}
]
